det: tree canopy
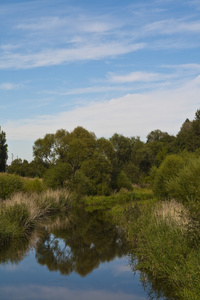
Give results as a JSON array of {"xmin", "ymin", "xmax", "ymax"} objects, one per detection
[{"xmin": 7, "ymin": 109, "xmax": 200, "ymax": 196}]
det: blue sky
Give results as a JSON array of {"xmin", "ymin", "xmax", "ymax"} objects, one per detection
[{"xmin": 1, "ymin": 0, "xmax": 200, "ymax": 163}]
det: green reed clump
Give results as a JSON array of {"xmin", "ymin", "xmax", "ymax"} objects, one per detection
[
  {"xmin": 0, "ymin": 189, "xmax": 71, "ymax": 245},
  {"xmin": 119, "ymin": 200, "xmax": 200, "ymax": 299},
  {"xmin": 0, "ymin": 203, "xmax": 30, "ymax": 243}
]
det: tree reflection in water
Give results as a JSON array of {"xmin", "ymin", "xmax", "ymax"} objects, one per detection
[{"xmin": 35, "ymin": 208, "xmax": 129, "ymax": 277}]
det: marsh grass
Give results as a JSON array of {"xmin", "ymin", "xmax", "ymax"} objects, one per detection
[
  {"xmin": 84, "ymin": 187, "xmax": 154, "ymax": 210},
  {"xmin": 111, "ymin": 199, "xmax": 200, "ymax": 299},
  {"xmin": 0, "ymin": 189, "xmax": 71, "ymax": 245},
  {"xmin": 153, "ymin": 199, "xmax": 189, "ymax": 231}
]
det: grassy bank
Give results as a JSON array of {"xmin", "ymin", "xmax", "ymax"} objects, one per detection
[
  {"xmin": 109, "ymin": 198, "xmax": 200, "ymax": 299},
  {"xmin": 0, "ymin": 189, "xmax": 71, "ymax": 245},
  {"xmin": 84, "ymin": 186, "xmax": 154, "ymax": 210}
]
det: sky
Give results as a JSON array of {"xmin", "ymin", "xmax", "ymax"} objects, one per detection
[{"xmin": 0, "ymin": 0, "xmax": 200, "ymax": 163}]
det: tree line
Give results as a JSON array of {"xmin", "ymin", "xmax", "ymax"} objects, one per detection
[{"xmin": 6, "ymin": 109, "xmax": 200, "ymax": 196}]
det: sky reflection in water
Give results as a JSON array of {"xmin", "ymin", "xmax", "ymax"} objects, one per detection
[{"xmin": 0, "ymin": 249, "xmax": 147, "ymax": 300}]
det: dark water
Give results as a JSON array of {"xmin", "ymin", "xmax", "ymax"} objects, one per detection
[{"xmin": 0, "ymin": 209, "xmax": 167, "ymax": 300}]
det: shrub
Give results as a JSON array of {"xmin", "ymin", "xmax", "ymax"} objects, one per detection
[
  {"xmin": 23, "ymin": 177, "xmax": 45, "ymax": 193},
  {"xmin": 0, "ymin": 174, "xmax": 23, "ymax": 200},
  {"xmin": 167, "ymin": 157, "xmax": 200, "ymax": 203},
  {"xmin": 153, "ymin": 154, "xmax": 184, "ymax": 199}
]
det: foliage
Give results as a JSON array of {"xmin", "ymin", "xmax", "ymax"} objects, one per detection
[
  {"xmin": 43, "ymin": 163, "xmax": 71, "ymax": 189},
  {"xmin": 167, "ymin": 156, "xmax": 200, "ymax": 203},
  {"xmin": 8, "ymin": 159, "xmax": 41, "ymax": 178},
  {"xmin": 153, "ymin": 154, "xmax": 185, "ymax": 199},
  {"xmin": 8, "ymin": 108, "xmax": 200, "ymax": 197},
  {"xmin": 110, "ymin": 199, "xmax": 200, "ymax": 299},
  {"xmin": 0, "ymin": 174, "xmax": 24, "ymax": 200},
  {"xmin": 116, "ymin": 171, "xmax": 133, "ymax": 191},
  {"xmin": 23, "ymin": 177, "xmax": 45, "ymax": 193}
]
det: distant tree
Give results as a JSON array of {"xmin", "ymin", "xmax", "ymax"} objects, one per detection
[
  {"xmin": 146, "ymin": 129, "xmax": 169, "ymax": 143},
  {"xmin": 0, "ymin": 129, "xmax": 8, "ymax": 172},
  {"xmin": 8, "ymin": 158, "xmax": 40, "ymax": 178},
  {"xmin": 176, "ymin": 109, "xmax": 200, "ymax": 151},
  {"xmin": 195, "ymin": 109, "xmax": 200, "ymax": 121}
]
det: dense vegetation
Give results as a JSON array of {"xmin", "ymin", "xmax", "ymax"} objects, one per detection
[
  {"xmin": 1, "ymin": 109, "xmax": 200, "ymax": 299},
  {"xmin": 7, "ymin": 109, "xmax": 200, "ymax": 198}
]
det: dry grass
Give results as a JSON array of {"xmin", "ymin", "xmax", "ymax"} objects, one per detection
[
  {"xmin": 154, "ymin": 199, "xmax": 189, "ymax": 230},
  {"xmin": 0, "ymin": 189, "xmax": 71, "ymax": 236}
]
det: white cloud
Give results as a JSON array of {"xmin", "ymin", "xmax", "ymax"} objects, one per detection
[
  {"xmin": 0, "ymin": 43, "xmax": 145, "ymax": 69},
  {"xmin": 16, "ymin": 15, "xmax": 121, "ymax": 34},
  {"xmin": 108, "ymin": 71, "xmax": 162, "ymax": 83},
  {"xmin": 144, "ymin": 19, "xmax": 200, "ymax": 35},
  {"xmin": 0, "ymin": 82, "xmax": 21, "ymax": 90},
  {"xmin": 5, "ymin": 76, "xmax": 200, "ymax": 147}
]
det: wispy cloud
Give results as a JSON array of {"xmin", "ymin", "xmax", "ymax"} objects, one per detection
[
  {"xmin": 143, "ymin": 19, "xmax": 200, "ymax": 35},
  {"xmin": 5, "ymin": 76, "xmax": 200, "ymax": 144},
  {"xmin": 108, "ymin": 71, "xmax": 162, "ymax": 83},
  {"xmin": 0, "ymin": 82, "xmax": 21, "ymax": 90},
  {"xmin": 0, "ymin": 43, "xmax": 145, "ymax": 69},
  {"xmin": 1, "ymin": 1, "xmax": 199, "ymax": 70}
]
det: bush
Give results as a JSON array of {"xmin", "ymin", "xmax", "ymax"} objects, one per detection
[
  {"xmin": 153, "ymin": 154, "xmax": 184, "ymax": 199},
  {"xmin": 167, "ymin": 157, "xmax": 200, "ymax": 203},
  {"xmin": 23, "ymin": 177, "xmax": 45, "ymax": 193},
  {"xmin": 0, "ymin": 174, "xmax": 23, "ymax": 200}
]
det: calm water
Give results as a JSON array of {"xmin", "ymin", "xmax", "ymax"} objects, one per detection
[{"xmin": 0, "ymin": 209, "xmax": 166, "ymax": 300}]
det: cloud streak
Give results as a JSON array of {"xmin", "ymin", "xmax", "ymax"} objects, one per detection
[{"xmin": 0, "ymin": 43, "xmax": 145, "ymax": 69}]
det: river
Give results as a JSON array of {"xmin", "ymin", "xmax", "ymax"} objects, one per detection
[{"xmin": 0, "ymin": 208, "xmax": 168, "ymax": 300}]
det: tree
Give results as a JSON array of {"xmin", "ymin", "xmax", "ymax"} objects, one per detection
[
  {"xmin": 146, "ymin": 129, "xmax": 169, "ymax": 143},
  {"xmin": 33, "ymin": 133, "xmax": 56, "ymax": 166},
  {"xmin": 0, "ymin": 129, "xmax": 8, "ymax": 172},
  {"xmin": 176, "ymin": 109, "xmax": 200, "ymax": 151}
]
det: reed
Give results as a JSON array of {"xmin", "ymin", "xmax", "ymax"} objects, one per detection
[
  {"xmin": 110, "ymin": 199, "xmax": 200, "ymax": 299},
  {"xmin": 0, "ymin": 189, "xmax": 71, "ymax": 245}
]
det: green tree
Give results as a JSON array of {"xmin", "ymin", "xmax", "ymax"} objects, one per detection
[
  {"xmin": 33, "ymin": 133, "xmax": 56, "ymax": 166},
  {"xmin": 0, "ymin": 130, "xmax": 8, "ymax": 172},
  {"xmin": 43, "ymin": 162, "xmax": 72, "ymax": 189},
  {"xmin": 146, "ymin": 129, "xmax": 170, "ymax": 143},
  {"xmin": 176, "ymin": 109, "xmax": 200, "ymax": 152}
]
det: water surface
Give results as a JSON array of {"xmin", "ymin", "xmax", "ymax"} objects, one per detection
[{"xmin": 0, "ymin": 208, "xmax": 166, "ymax": 300}]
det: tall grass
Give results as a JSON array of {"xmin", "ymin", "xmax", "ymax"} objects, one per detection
[
  {"xmin": 110, "ymin": 199, "xmax": 200, "ymax": 299},
  {"xmin": 0, "ymin": 189, "xmax": 71, "ymax": 245}
]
